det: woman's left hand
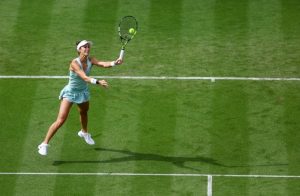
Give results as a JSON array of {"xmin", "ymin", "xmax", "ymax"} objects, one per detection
[{"xmin": 98, "ymin": 80, "xmax": 108, "ymax": 88}]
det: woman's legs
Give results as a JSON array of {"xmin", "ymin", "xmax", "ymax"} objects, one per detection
[
  {"xmin": 43, "ymin": 99, "xmax": 73, "ymax": 144},
  {"xmin": 39, "ymin": 100, "xmax": 94, "ymax": 155}
]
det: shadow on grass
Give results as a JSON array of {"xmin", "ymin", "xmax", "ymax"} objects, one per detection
[
  {"xmin": 53, "ymin": 147, "xmax": 288, "ymax": 171},
  {"xmin": 52, "ymin": 147, "xmax": 224, "ymax": 171}
]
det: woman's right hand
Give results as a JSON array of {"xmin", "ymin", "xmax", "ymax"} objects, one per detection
[{"xmin": 114, "ymin": 58, "xmax": 123, "ymax": 65}]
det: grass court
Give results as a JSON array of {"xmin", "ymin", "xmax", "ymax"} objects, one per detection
[{"xmin": 0, "ymin": 0, "xmax": 300, "ymax": 195}]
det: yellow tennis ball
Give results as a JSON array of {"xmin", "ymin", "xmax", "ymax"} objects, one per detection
[{"xmin": 129, "ymin": 28, "xmax": 135, "ymax": 34}]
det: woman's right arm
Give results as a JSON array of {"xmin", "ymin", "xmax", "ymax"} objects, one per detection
[{"xmin": 70, "ymin": 60, "xmax": 108, "ymax": 88}]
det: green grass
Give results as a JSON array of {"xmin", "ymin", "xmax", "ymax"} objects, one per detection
[{"xmin": 0, "ymin": 0, "xmax": 300, "ymax": 195}]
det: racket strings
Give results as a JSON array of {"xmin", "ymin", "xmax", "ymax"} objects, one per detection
[{"xmin": 119, "ymin": 17, "xmax": 137, "ymax": 41}]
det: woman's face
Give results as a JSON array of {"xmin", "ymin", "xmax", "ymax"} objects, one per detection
[{"xmin": 79, "ymin": 43, "xmax": 90, "ymax": 56}]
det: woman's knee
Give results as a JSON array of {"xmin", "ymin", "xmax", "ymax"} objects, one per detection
[
  {"xmin": 79, "ymin": 109, "xmax": 88, "ymax": 116},
  {"xmin": 56, "ymin": 117, "xmax": 67, "ymax": 126},
  {"xmin": 78, "ymin": 102, "xmax": 89, "ymax": 115}
]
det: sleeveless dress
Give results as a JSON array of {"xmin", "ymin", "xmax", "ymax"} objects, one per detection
[{"xmin": 59, "ymin": 57, "xmax": 93, "ymax": 104}]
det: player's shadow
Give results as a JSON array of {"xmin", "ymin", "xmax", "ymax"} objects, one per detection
[
  {"xmin": 53, "ymin": 147, "xmax": 288, "ymax": 170},
  {"xmin": 53, "ymin": 147, "xmax": 225, "ymax": 171}
]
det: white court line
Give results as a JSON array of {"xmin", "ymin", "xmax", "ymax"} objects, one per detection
[
  {"xmin": 0, "ymin": 172, "xmax": 300, "ymax": 178},
  {"xmin": 0, "ymin": 75, "xmax": 300, "ymax": 81},
  {"xmin": 207, "ymin": 175, "xmax": 213, "ymax": 196}
]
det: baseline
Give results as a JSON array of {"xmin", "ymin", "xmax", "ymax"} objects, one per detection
[
  {"xmin": 0, "ymin": 172, "xmax": 300, "ymax": 178},
  {"xmin": 0, "ymin": 75, "xmax": 300, "ymax": 81}
]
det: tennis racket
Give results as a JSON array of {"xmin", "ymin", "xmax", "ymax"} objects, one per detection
[{"xmin": 118, "ymin": 16, "xmax": 138, "ymax": 60}]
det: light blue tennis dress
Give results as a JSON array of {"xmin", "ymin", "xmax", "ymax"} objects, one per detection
[{"xmin": 59, "ymin": 57, "xmax": 93, "ymax": 104}]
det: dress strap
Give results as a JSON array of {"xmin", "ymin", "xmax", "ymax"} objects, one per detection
[{"xmin": 75, "ymin": 57, "xmax": 83, "ymax": 69}]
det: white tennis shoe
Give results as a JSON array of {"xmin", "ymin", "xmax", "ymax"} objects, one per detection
[
  {"xmin": 78, "ymin": 130, "xmax": 95, "ymax": 145},
  {"xmin": 38, "ymin": 143, "xmax": 49, "ymax": 156}
]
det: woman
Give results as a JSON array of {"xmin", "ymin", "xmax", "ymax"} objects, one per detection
[{"xmin": 38, "ymin": 40, "xmax": 122, "ymax": 155}]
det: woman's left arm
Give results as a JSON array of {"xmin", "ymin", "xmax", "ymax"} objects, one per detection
[{"xmin": 91, "ymin": 57, "xmax": 123, "ymax": 68}]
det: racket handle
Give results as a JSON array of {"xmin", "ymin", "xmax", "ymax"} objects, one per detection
[{"xmin": 119, "ymin": 49, "xmax": 125, "ymax": 60}]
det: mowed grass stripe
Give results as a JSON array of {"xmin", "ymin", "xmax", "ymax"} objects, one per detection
[
  {"xmin": 128, "ymin": 1, "xmax": 184, "ymax": 194},
  {"xmin": 81, "ymin": 0, "xmax": 119, "ymax": 57},
  {"xmin": 209, "ymin": 82, "xmax": 250, "ymax": 195},
  {"xmin": 140, "ymin": 0, "xmax": 183, "ymax": 77},
  {"xmin": 280, "ymin": 0, "xmax": 300, "ymax": 77},
  {"xmin": 247, "ymin": 1, "xmax": 288, "ymax": 195},
  {"xmin": 246, "ymin": 82, "xmax": 288, "ymax": 195},
  {"xmin": 180, "ymin": 0, "xmax": 216, "ymax": 76},
  {"xmin": 36, "ymin": 0, "xmax": 90, "ymax": 76},
  {"xmin": 3, "ymin": 0, "xmax": 53, "ymax": 75},
  {"xmin": 0, "ymin": 0, "xmax": 21, "ymax": 72},
  {"xmin": 212, "ymin": 6, "xmax": 250, "ymax": 195},
  {"xmin": 0, "ymin": 0, "xmax": 55, "ymax": 195},
  {"xmin": 213, "ymin": 0, "xmax": 249, "ymax": 76},
  {"xmin": 172, "ymin": 81, "xmax": 215, "ymax": 173},
  {"xmin": 0, "ymin": 1, "xmax": 42, "ymax": 195},
  {"xmin": 284, "ymin": 83, "xmax": 300, "ymax": 195},
  {"xmin": 248, "ymin": 0, "xmax": 284, "ymax": 78},
  {"xmin": 12, "ymin": 81, "xmax": 66, "ymax": 195},
  {"xmin": 174, "ymin": 0, "xmax": 215, "ymax": 184},
  {"xmin": 212, "ymin": 4, "xmax": 250, "ymax": 194},
  {"xmin": 132, "ymin": 80, "xmax": 178, "ymax": 195},
  {"xmin": 0, "ymin": 80, "xmax": 38, "ymax": 196},
  {"xmin": 170, "ymin": 0, "xmax": 214, "ymax": 184},
  {"xmin": 13, "ymin": 0, "xmax": 90, "ymax": 194},
  {"xmin": 12, "ymin": 0, "xmax": 56, "ymax": 195},
  {"xmin": 281, "ymin": 2, "xmax": 300, "ymax": 195}
]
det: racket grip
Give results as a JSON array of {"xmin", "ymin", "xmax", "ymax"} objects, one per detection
[{"xmin": 119, "ymin": 49, "xmax": 125, "ymax": 60}]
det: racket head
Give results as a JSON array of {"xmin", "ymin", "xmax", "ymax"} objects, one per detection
[{"xmin": 118, "ymin": 16, "xmax": 138, "ymax": 45}]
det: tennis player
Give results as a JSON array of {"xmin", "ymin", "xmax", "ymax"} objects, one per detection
[{"xmin": 38, "ymin": 40, "xmax": 122, "ymax": 155}]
